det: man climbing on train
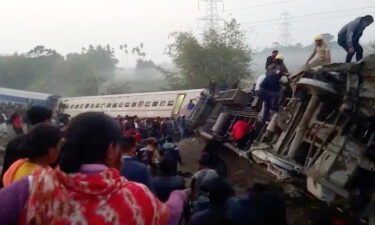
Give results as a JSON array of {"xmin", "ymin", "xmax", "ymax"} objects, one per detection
[
  {"xmin": 338, "ymin": 15, "xmax": 373, "ymax": 63},
  {"xmin": 260, "ymin": 55, "xmax": 287, "ymax": 123}
]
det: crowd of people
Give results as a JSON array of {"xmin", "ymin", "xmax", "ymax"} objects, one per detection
[
  {"xmin": 0, "ymin": 15, "xmax": 373, "ymax": 225},
  {"xmin": 115, "ymin": 115, "xmax": 187, "ymax": 143},
  {"xmin": 0, "ymin": 103, "xmax": 298, "ymax": 225},
  {"xmin": 0, "ymin": 105, "xmax": 289, "ymax": 225},
  {"xmin": 0, "ymin": 103, "xmax": 27, "ymax": 136}
]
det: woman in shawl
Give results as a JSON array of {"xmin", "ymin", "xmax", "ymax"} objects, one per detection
[{"xmin": 0, "ymin": 112, "xmax": 188, "ymax": 225}]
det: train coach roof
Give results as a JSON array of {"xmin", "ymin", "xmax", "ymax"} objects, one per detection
[
  {"xmin": 0, "ymin": 87, "xmax": 51, "ymax": 100},
  {"xmin": 60, "ymin": 89, "xmax": 204, "ymax": 100}
]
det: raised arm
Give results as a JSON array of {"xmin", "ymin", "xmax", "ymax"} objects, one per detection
[{"xmin": 306, "ymin": 48, "xmax": 317, "ymax": 65}]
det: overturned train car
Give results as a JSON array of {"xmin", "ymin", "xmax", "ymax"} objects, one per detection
[{"xmin": 188, "ymin": 54, "xmax": 375, "ymax": 222}]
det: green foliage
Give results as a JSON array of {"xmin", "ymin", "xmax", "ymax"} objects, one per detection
[
  {"xmin": 163, "ymin": 19, "xmax": 252, "ymax": 89},
  {"xmin": 106, "ymin": 81, "xmax": 131, "ymax": 95},
  {"xmin": 0, "ymin": 45, "xmax": 118, "ymax": 96},
  {"xmin": 135, "ymin": 59, "xmax": 156, "ymax": 70}
]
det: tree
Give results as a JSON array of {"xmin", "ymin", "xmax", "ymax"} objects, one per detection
[
  {"xmin": 106, "ymin": 81, "xmax": 131, "ymax": 94},
  {"xmin": 321, "ymin": 33, "xmax": 335, "ymax": 43},
  {"xmin": 162, "ymin": 19, "xmax": 252, "ymax": 89},
  {"xmin": 135, "ymin": 59, "xmax": 156, "ymax": 70},
  {"xmin": 27, "ymin": 45, "xmax": 60, "ymax": 58}
]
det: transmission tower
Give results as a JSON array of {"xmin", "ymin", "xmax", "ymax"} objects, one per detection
[
  {"xmin": 279, "ymin": 10, "xmax": 292, "ymax": 46},
  {"xmin": 198, "ymin": 0, "xmax": 224, "ymax": 30}
]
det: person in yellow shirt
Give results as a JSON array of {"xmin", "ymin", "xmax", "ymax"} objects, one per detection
[
  {"xmin": 305, "ymin": 34, "xmax": 331, "ymax": 69},
  {"xmin": 2, "ymin": 124, "xmax": 62, "ymax": 186}
]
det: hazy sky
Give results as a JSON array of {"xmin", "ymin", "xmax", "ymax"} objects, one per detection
[{"xmin": 0, "ymin": 0, "xmax": 374, "ymax": 67}]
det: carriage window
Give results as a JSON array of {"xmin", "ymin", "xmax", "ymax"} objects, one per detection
[
  {"xmin": 167, "ymin": 101, "xmax": 175, "ymax": 106},
  {"xmin": 95, "ymin": 104, "xmax": 100, "ymax": 108},
  {"xmin": 79, "ymin": 104, "xmax": 84, "ymax": 109},
  {"xmin": 119, "ymin": 102, "xmax": 124, "ymax": 107},
  {"xmin": 125, "ymin": 102, "xmax": 130, "ymax": 107},
  {"xmin": 70, "ymin": 104, "xmax": 75, "ymax": 109},
  {"xmin": 101, "ymin": 103, "xmax": 106, "ymax": 108},
  {"xmin": 159, "ymin": 101, "xmax": 166, "ymax": 107},
  {"xmin": 152, "ymin": 101, "xmax": 159, "ymax": 107},
  {"xmin": 112, "ymin": 103, "xmax": 118, "ymax": 108},
  {"xmin": 131, "ymin": 102, "xmax": 137, "ymax": 107},
  {"xmin": 138, "ymin": 101, "xmax": 144, "ymax": 107},
  {"xmin": 90, "ymin": 104, "xmax": 95, "ymax": 108},
  {"xmin": 85, "ymin": 104, "xmax": 90, "ymax": 109},
  {"xmin": 75, "ymin": 105, "xmax": 80, "ymax": 109},
  {"xmin": 145, "ymin": 101, "xmax": 151, "ymax": 107},
  {"xmin": 106, "ymin": 103, "xmax": 112, "ymax": 108}
]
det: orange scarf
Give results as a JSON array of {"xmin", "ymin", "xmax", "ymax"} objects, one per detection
[
  {"xmin": 20, "ymin": 167, "xmax": 169, "ymax": 225},
  {"xmin": 2, "ymin": 158, "xmax": 27, "ymax": 186}
]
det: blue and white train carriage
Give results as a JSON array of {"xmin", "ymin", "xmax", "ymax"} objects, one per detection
[{"xmin": 0, "ymin": 87, "xmax": 59, "ymax": 108}]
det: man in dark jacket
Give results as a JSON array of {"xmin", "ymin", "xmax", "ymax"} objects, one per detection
[
  {"xmin": 260, "ymin": 55, "xmax": 286, "ymax": 123},
  {"xmin": 265, "ymin": 50, "xmax": 279, "ymax": 69},
  {"xmin": 189, "ymin": 178, "xmax": 236, "ymax": 225},
  {"xmin": 338, "ymin": 15, "xmax": 373, "ymax": 63},
  {"xmin": 0, "ymin": 106, "xmax": 52, "ymax": 188},
  {"xmin": 152, "ymin": 157, "xmax": 185, "ymax": 202},
  {"xmin": 120, "ymin": 136, "xmax": 153, "ymax": 189}
]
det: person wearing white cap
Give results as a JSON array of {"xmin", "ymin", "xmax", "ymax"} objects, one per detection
[{"xmin": 305, "ymin": 34, "xmax": 331, "ymax": 69}]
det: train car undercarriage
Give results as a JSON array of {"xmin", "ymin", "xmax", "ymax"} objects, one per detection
[{"xmin": 188, "ymin": 54, "xmax": 375, "ymax": 223}]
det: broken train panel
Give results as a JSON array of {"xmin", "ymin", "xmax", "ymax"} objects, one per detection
[{"xmin": 250, "ymin": 54, "xmax": 375, "ymax": 220}]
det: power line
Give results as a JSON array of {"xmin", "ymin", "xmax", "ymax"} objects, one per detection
[
  {"xmin": 225, "ymin": 0, "xmax": 294, "ymax": 12},
  {"xmin": 245, "ymin": 9, "xmax": 375, "ymax": 28},
  {"xmin": 241, "ymin": 5, "xmax": 375, "ymax": 25}
]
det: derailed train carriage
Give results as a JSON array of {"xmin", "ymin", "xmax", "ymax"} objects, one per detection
[{"xmin": 188, "ymin": 54, "xmax": 375, "ymax": 222}]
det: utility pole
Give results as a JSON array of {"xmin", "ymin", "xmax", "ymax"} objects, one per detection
[
  {"xmin": 279, "ymin": 10, "xmax": 292, "ymax": 46},
  {"xmin": 198, "ymin": 0, "xmax": 224, "ymax": 31}
]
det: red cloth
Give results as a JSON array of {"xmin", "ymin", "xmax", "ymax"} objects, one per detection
[
  {"xmin": 12, "ymin": 117, "xmax": 23, "ymax": 129},
  {"xmin": 20, "ymin": 167, "xmax": 169, "ymax": 225},
  {"xmin": 231, "ymin": 121, "xmax": 255, "ymax": 141}
]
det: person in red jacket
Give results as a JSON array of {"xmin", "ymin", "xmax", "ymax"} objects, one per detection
[
  {"xmin": 10, "ymin": 112, "xmax": 24, "ymax": 135},
  {"xmin": 231, "ymin": 120, "xmax": 255, "ymax": 150}
]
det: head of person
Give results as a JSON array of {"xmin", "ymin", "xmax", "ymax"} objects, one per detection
[
  {"xmin": 120, "ymin": 136, "xmax": 137, "ymax": 156},
  {"xmin": 165, "ymin": 136, "xmax": 174, "ymax": 143},
  {"xmin": 147, "ymin": 137, "xmax": 158, "ymax": 148},
  {"xmin": 361, "ymin": 15, "xmax": 374, "ymax": 27},
  {"xmin": 272, "ymin": 50, "xmax": 279, "ymax": 57},
  {"xmin": 23, "ymin": 124, "xmax": 62, "ymax": 166},
  {"xmin": 274, "ymin": 54, "xmax": 284, "ymax": 64},
  {"xmin": 314, "ymin": 34, "xmax": 324, "ymax": 46},
  {"xmin": 207, "ymin": 178, "xmax": 234, "ymax": 206},
  {"xmin": 198, "ymin": 154, "xmax": 214, "ymax": 169},
  {"xmin": 203, "ymin": 140, "xmax": 221, "ymax": 155},
  {"xmin": 26, "ymin": 105, "xmax": 52, "ymax": 126},
  {"xmin": 59, "ymin": 112, "xmax": 122, "ymax": 173},
  {"xmin": 159, "ymin": 156, "xmax": 177, "ymax": 176}
]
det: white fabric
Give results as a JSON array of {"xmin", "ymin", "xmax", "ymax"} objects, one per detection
[{"xmin": 255, "ymin": 74, "xmax": 266, "ymax": 91}]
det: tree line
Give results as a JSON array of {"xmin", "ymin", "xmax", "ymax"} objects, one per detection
[{"xmin": 0, "ymin": 45, "xmax": 119, "ymax": 96}]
